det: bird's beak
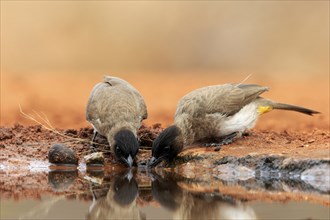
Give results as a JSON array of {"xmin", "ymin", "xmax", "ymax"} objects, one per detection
[
  {"xmin": 147, "ymin": 156, "xmax": 163, "ymax": 168},
  {"xmin": 125, "ymin": 155, "xmax": 133, "ymax": 168}
]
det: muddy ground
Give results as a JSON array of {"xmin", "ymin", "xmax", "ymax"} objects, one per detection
[
  {"xmin": 0, "ymin": 123, "xmax": 329, "ymax": 206},
  {"xmin": 0, "ymin": 123, "xmax": 329, "ymax": 167}
]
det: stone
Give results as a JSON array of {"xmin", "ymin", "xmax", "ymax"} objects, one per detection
[
  {"xmin": 301, "ymin": 164, "xmax": 330, "ymax": 193},
  {"xmin": 84, "ymin": 152, "xmax": 105, "ymax": 166},
  {"xmin": 48, "ymin": 143, "xmax": 78, "ymax": 165}
]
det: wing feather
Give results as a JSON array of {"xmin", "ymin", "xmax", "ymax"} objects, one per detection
[
  {"xmin": 175, "ymin": 83, "xmax": 268, "ymax": 117},
  {"xmin": 86, "ymin": 76, "xmax": 147, "ymax": 135}
]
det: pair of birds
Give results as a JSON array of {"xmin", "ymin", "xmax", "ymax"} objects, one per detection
[
  {"xmin": 87, "ymin": 171, "xmax": 254, "ymax": 220},
  {"xmin": 86, "ymin": 76, "xmax": 319, "ymax": 168}
]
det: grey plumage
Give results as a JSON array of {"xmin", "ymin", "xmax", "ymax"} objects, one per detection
[
  {"xmin": 149, "ymin": 83, "xmax": 319, "ymax": 167},
  {"xmin": 86, "ymin": 76, "xmax": 147, "ymax": 166}
]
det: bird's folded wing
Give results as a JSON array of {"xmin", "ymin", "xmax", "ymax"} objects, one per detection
[
  {"xmin": 176, "ymin": 84, "xmax": 269, "ymax": 117},
  {"xmin": 86, "ymin": 82, "xmax": 113, "ymax": 123},
  {"xmin": 139, "ymin": 98, "xmax": 148, "ymax": 120},
  {"xmin": 206, "ymin": 84, "xmax": 269, "ymax": 116},
  {"xmin": 104, "ymin": 75, "xmax": 148, "ymax": 120}
]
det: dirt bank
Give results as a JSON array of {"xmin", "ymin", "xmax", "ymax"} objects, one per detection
[
  {"xmin": 1, "ymin": 123, "xmax": 329, "ymax": 205},
  {"xmin": 0, "ymin": 124, "xmax": 329, "ymax": 168}
]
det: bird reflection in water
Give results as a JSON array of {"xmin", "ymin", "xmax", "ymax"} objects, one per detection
[
  {"xmin": 86, "ymin": 170, "xmax": 145, "ymax": 220},
  {"xmin": 84, "ymin": 170, "xmax": 256, "ymax": 220},
  {"xmin": 151, "ymin": 172, "xmax": 257, "ymax": 220}
]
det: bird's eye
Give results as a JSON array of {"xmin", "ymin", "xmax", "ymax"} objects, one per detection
[
  {"xmin": 116, "ymin": 146, "xmax": 122, "ymax": 154},
  {"xmin": 163, "ymin": 146, "xmax": 170, "ymax": 152}
]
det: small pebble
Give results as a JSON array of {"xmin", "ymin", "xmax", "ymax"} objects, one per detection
[
  {"xmin": 307, "ymin": 139, "xmax": 315, "ymax": 144},
  {"xmin": 48, "ymin": 143, "xmax": 78, "ymax": 165},
  {"xmin": 84, "ymin": 152, "xmax": 105, "ymax": 166},
  {"xmin": 48, "ymin": 170, "xmax": 78, "ymax": 191},
  {"xmin": 15, "ymin": 138, "xmax": 23, "ymax": 145}
]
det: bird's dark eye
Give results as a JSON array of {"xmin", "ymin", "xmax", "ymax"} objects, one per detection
[
  {"xmin": 163, "ymin": 146, "xmax": 170, "ymax": 152},
  {"xmin": 116, "ymin": 146, "xmax": 122, "ymax": 154}
]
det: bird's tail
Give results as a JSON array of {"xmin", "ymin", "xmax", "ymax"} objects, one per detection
[
  {"xmin": 271, "ymin": 102, "xmax": 320, "ymax": 116},
  {"xmin": 256, "ymin": 98, "xmax": 320, "ymax": 116}
]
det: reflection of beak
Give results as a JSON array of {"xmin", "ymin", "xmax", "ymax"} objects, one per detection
[
  {"xmin": 147, "ymin": 156, "xmax": 164, "ymax": 168},
  {"xmin": 126, "ymin": 169, "xmax": 133, "ymax": 181},
  {"xmin": 125, "ymin": 155, "xmax": 133, "ymax": 168}
]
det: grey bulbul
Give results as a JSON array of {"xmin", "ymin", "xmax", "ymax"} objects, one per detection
[
  {"xmin": 148, "ymin": 83, "xmax": 319, "ymax": 167},
  {"xmin": 86, "ymin": 76, "xmax": 147, "ymax": 167}
]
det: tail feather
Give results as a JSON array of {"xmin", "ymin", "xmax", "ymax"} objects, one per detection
[{"xmin": 272, "ymin": 102, "xmax": 320, "ymax": 116}]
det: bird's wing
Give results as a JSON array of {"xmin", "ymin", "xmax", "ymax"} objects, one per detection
[
  {"xmin": 86, "ymin": 82, "xmax": 115, "ymax": 126},
  {"xmin": 176, "ymin": 84, "xmax": 269, "ymax": 117},
  {"xmin": 86, "ymin": 82, "xmax": 101, "ymax": 122},
  {"xmin": 209, "ymin": 84, "xmax": 269, "ymax": 116},
  {"xmin": 104, "ymin": 75, "xmax": 148, "ymax": 120},
  {"xmin": 139, "ymin": 97, "xmax": 148, "ymax": 120},
  {"xmin": 86, "ymin": 77, "xmax": 148, "ymax": 135}
]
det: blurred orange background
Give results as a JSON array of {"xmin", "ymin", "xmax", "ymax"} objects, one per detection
[{"xmin": 1, "ymin": 1, "xmax": 329, "ymax": 130}]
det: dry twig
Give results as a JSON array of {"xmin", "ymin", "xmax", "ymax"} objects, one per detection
[{"xmin": 18, "ymin": 105, "xmax": 110, "ymax": 152}]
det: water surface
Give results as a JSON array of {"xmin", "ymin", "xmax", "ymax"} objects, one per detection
[{"xmin": 1, "ymin": 169, "xmax": 329, "ymax": 220}]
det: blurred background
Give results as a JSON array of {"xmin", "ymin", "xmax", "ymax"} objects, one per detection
[{"xmin": 1, "ymin": 1, "xmax": 329, "ymax": 130}]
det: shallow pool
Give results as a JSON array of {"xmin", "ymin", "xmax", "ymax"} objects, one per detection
[{"xmin": 1, "ymin": 168, "xmax": 329, "ymax": 220}]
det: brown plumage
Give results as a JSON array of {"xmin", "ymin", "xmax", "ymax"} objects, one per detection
[
  {"xmin": 149, "ymin": 83, "xmax": 319, "ymax": 167},
  {"xmin": 86, "ymin": 76, "xmax": 147, "ymax": 167}
]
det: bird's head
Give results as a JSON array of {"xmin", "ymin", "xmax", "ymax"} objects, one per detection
[
  {"xmin": 112, "ymin": 170, "xmax": 138, "ymax": 206},
  {"xmin": 148, "ymin": 125, "xmax": 183, "ymax": 168},
  {"xmin": 113, "ymin": 129, "xmax": 138, "ymax": 168},
  {"xmin": 150, "ymin": 172, "xmax": 183, "ymax": 211}
]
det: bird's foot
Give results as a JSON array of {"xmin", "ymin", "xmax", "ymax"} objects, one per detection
[
  {"xmin": 90, "ymin": 143, "xmax": 98, "ymax": 153},
  {"xmin": 205, "ymin": 132, "xmax": 238, "ymax": 151},
  {"xmin": 242, "ymin": 131, "xmax": 250, "ymax": 137},
  {"xmin": 89, "ymin": 140, "xmax": 98, "ymax": 152},
  {"xmin": 205, "ymin": 143, "xmax": 222, "ymax": 151},
  {"xmin": 219, "ymin": 132, "xmax": 237, "ymax": 145}
]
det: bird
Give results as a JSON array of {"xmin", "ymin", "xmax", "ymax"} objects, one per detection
[
  {"xmin": 151, "ymin": 172, "xmax": 183, "ymax": 211},
  {"xmin": 86, "ymin": 75, "xmax": 147, "ymax": 167},
  {"xmin": 87, "ymin": 171, "xmax": 142, "ymax": 220},
  {"xmin": 151, "ymin": 172, "xmax": 256, "ymax": 220},
  {"xmin": 148, "ymin": 83, "xmax": 319, "ymax": 167}
]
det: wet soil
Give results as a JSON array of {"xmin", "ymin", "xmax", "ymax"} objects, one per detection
[
  {"xmin": 0, "ymin": 124, "xmax": 163, "ymax": 168},
  {"xmin": 0, "ymin": 124, "xmax": 329, "ymax": 168},
  {"xmin": 0, "ymin": 124, "xmax": 329, "ymax": 205}
]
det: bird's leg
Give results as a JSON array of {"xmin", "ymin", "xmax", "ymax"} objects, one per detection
[
  {"xmin": 205, "ymin": 143, "xmax": 221, "ymax": 147},
  {"xmin": 214, "ymin": 132, "xmax": 238, "ymax": 151},
  {"xmin": 220, "ymin": 132, "xmax": 238, "ymax": 144},
  {"xmin": 91, "ymin": 130, "xmax": 98, "ymax": 153},
  {"xmin": 205, "ymin": 132, "xmax": 238, "ymax": 151},
  {"xmin": 242, "ymin": 131, "xmax": 250, "ymax": 137}
]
